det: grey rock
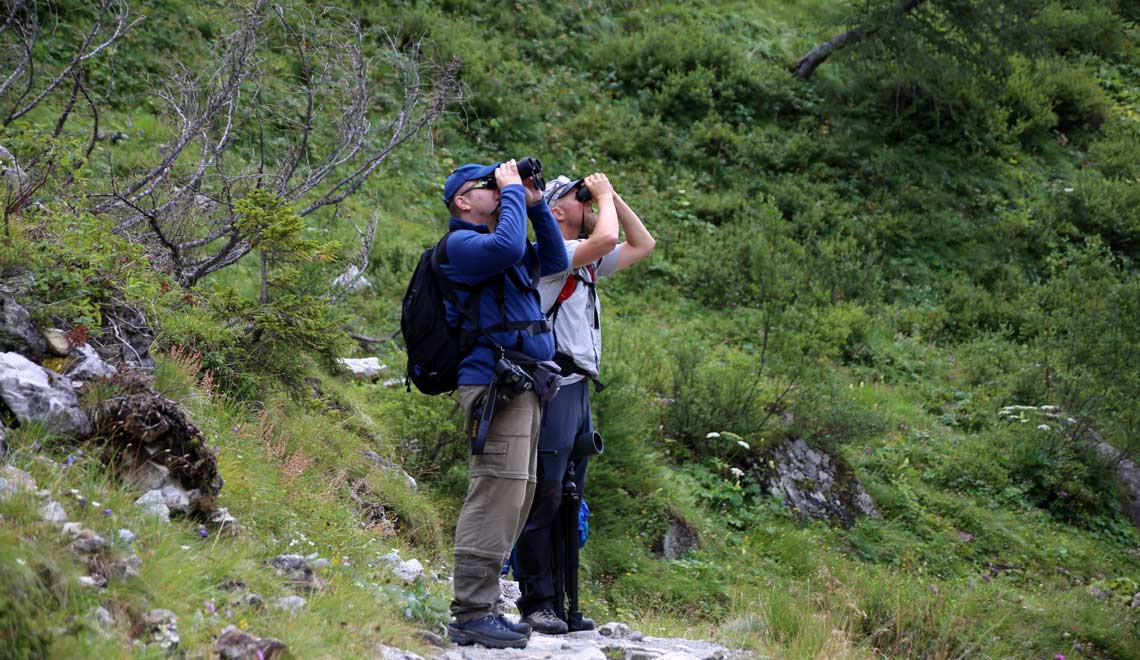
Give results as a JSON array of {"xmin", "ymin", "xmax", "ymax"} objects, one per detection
[
  {"xmin": 658, "ymin": 653, "xmax": 700, "ymax": 660},
  {"xmin": 497, "ymin": 578, "xmax": 521, "ymax": 613},
  {"xmin": 79, "ymin": 574, "xmax": 107, "ymax": 588},
  {"xmin": 213, "ymin": 624, "xmax": 288, "ymax": 659},
  {"xmin": 234, "ymin": 592, "xmax": 264, "ymax": 609},
  {"xmin": 86, "ymin": 606, "xmax": 114, "ymax": 636},
  {"xmin": 102, "ymin": 553, "xmax": 142, "ymax": 581},
  {"xmin": 143, "ymin": 609, "xmax": 179, "ymax": 649},
  {"xmin": 273, "ymin": 595, "xmax": 306, "ymax": 614},
  {"xmin": 395, "ymin": 558, "xmax": 423, "ymax": 583},
  {"xmin": 363, "ymin": 450, "xmax": 418, "ymax": 490},
  {"xmin": 600, "ymin": 622, "xmax": 632, "ymax": 639},
  {"xmin": 338, "ymin": 356, "xmax": 387, "ymax": 381},
  {"xmin": 0, "ymin": 424, "xmax": 7, "ymax": 461},
  {"xmin": 266, "ymin": 554, "xmax": 326, "ymax": 591},
  {"xmin": 0, "ymin": 464, "xmax": 37, "ymax": 498},
  {"xmin": 375, "ymin": 549, "xmax": 424, "ymax": 582},
  {"xmin": 0, "ymin": 295, "xmax": 47, "ymax": 359},
  {"xmin": 68, "ymin": 528, "xmax": 109, "ymax": 555},
  {"xmin": 663, "ymin": 518, "xmax": 699, "ymax": 559},
  {"xmin": 1094, "ymin": 440, "xmax": 1140, "ymax": 533},
  {"xmin": 0, "ymin": 144, "xmax": 28, "ymax": 187},
  {"xmin": 757, "ymin": 438, "xmax": 878, "ymax": 528},
  {"xmin": 41, "ymin": 328, "xmax": 70, "ymax": 356},
  {"xmin": 0, "ymin": 352, "xmax": 92, "ymax": 437},
  {"xmin": 66, "ymin": 344, "xmax": 117, "ymax": 382},
  {"xmin": 118, "ymin": 528, "xmax": 136, "ymax": 545},
  {"xmin": 134, "ymin": 490, "xmax": 171, "ymax": 522},
  {"xmin": 332, "ymin": 264, "xmax": 372, "ymax": 293},
  {"xmin": 40, "ymin": 499, "xmax": 67, "ymax": 523},
  {"xmin": 126, "ymin": 461, "xmax": 171, "ymax": 492},
  {"xmin": 159, "ymin": 484, "xmax": 192, "ymax": 514},
  {"xmin": 378, "ymin": 644, "xmax": 426, "ymax": 660},
  {"xmin": 208, "ymin": 507, "xmax": 241, "ymax": 537}
]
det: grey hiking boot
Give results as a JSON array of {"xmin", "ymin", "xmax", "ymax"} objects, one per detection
[
  {"xmin": 447, "ymin": 614, "xmax": 528, "ymax": 649},
  {"xmin": 524, "ymin": 608, "xmax": 569, "ymax": 635}
]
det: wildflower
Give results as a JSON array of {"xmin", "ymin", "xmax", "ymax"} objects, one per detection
[
  {"xmin": 65, "ymin": 455, "xmax": 76, "ymax": 467},
  {"xmin": 103, "ymin": 508, "xmax": 113, "ymax": 516},
  {"xmin": 729, "ymin": 467, "xmax": 744, "ymax": 478},
  {"xmin": 737, "ymin": 440, "xmax": 750, "ymax": 450},
  {"xmin": 199, "ymin": 529, "xmax": 209, "ymax": 538},
  {"xmin": 706, "ymin": 432, "xmax": 721, "ymax": 439},
  {"xmin": 232, "ymin": 426, "xmax": 240, "ymax": 433},
  {"xmin": 204, "ymin": 600, "xmax": 216, "ymax": 615}
]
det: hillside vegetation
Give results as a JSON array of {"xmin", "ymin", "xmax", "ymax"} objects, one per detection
[{"xmin": 2, "ymin": 0, "xmax": 1139, "ymax": 658}]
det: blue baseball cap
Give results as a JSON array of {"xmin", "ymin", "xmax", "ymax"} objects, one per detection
[{"xmin": 442, "ymin": 162, "xmax": 499, "ymax": 206}]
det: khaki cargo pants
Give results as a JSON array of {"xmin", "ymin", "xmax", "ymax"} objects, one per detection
[{"xmin": 450, "ymin": 386, "xmax": 540, "ymax": 623}]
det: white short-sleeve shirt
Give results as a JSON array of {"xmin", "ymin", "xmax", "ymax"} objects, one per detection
[{"xmin": 537, "ymin": 240, "xmax": 622, "ymax": 385}]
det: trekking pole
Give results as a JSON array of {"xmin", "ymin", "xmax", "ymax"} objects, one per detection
[{"xmin": 563, "ymin": 460, "xmax": 584, "ymax": 630}]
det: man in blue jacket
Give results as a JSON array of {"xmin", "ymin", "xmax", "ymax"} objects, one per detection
[{"xmin": 439, "ymin": 159, "xmax": 569, "ymax": 649}]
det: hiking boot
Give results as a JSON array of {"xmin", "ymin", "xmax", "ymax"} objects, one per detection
[
  {"xmin": 567, "ymin": 612, "xmax": 595, "ymax": 632},
  {"xmin": 524, "ymin": 608, "xmax": 569, "ymax": 635},
  {"xmin": 447, "ymin": 614, "xmax": 528, "ymax": 649},
  {"xmin": 496, "ymin": 613, "xmax": 532, "ymax": 637}
]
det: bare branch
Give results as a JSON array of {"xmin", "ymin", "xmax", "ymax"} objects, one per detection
[
  {"xmin": 2, "ymin": 0, "xmax": 144, "ymax": 125},
  {"xmin": 791, "ymin": 0, "xmax": 926, "ymax": 81}
]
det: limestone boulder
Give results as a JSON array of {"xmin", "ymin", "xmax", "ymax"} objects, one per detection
[
  {"xmin": 0, "ymin": 352, "xmax": 92, "ymax": 437},
  {"xmin": 756, "ymin": 437, "xmax": 878, "ymax": 528}
]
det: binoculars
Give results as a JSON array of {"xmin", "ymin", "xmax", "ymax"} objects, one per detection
[{"xmin": 517, "ymin": 156, "xmax": 545, "ymax": 193}]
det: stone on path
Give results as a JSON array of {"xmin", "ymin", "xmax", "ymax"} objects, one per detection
[
  {"xmin": 431, "ymin": 622, "xmax": 742, "ymax": 660},
  {"xmin": 378, "ymin": 644, "xmax": 426, "ymax": 660}
]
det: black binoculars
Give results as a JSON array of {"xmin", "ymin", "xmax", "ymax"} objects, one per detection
[
  {"xmin": 517, "ymin": 156, "xmax": 545, "ymax": 193},
  {"xmin": 568, "ymin": 178, "xmax": 592, "ymax": 203}
]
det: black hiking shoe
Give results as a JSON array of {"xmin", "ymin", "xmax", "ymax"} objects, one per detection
[
  {"xmin": 496, "ymin": 613, "xmax": 532, "ymax": 637},
  {"xmin": 447, "ymin": 614, "xmax": 528, "ymax": 649},
  {"xmin": 524, "ymin": 608, "xmax": 569, "ymax": 635},
  {"xmin": 567, "ymin": 612, "xmax": 595, "ymax": 632}
]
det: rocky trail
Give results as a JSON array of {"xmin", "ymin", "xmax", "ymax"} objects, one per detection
[{"xmin": 385, "ymin": 619, "xmax": 748, "ymax": 660}]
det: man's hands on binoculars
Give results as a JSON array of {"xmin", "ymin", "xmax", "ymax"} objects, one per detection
[
  {"xmin": 583, "ymin": 172, "xmax": 614, "ymax": 202},
  {"xmin": 496, "ymin": 159, "xmax": 544, "ymax": 205}
]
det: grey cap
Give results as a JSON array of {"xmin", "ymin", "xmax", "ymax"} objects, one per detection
[{"xmin": 542, "ymin": 175, "xmax": 579, "ymax": 206}]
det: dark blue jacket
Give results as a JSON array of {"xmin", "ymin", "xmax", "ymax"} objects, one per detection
[{"xmin": 440, "ymin": 184, "xmax": 569, "ymax": 385}]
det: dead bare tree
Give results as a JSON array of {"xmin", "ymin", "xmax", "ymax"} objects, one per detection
[
  {"xmin": 88, "ymin": 1, "xmax": 459, "ymax": 287},
  {"xmin": 0, "ymin": 0, "xmax": 142, "ymax": 234}
]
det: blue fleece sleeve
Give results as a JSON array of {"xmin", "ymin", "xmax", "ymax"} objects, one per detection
[
  {"xmin": 528, "ymin": 200, "xmax": 570, "ymax": 276},
  {"xmin": 446, "ymin": 184, "xmax": 528, "ymax": 279}
]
